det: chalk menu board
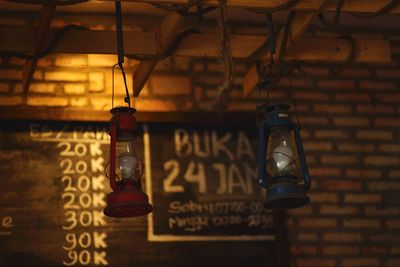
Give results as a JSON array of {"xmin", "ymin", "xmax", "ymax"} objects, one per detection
[{"xmin": 0, "ymin": 119, "xmax": 280, "ymax": 267}]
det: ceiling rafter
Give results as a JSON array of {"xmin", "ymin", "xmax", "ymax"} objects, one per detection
[{"xmin": 133, "ymin": 11, "xmax": 183, "ymax": 97}]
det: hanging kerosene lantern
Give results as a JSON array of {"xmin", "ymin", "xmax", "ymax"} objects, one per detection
[
  {"xmin": 104, "ymin": 107, "xmax": 153, "ymax": 218},
  {"xmin": 103, "ymin": 1, "xmax": 152, "ymax": 218},
  {"xmin": 257, "ymin": 103, "xmax": 311, "ymax": 210}
]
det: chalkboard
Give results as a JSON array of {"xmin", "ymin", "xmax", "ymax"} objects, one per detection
[{"xmin": 0, "ymin": 119, "xmax": 283, "ymax": 267}]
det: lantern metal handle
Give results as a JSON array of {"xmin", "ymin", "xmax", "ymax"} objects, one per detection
[{"xmin": 294, "ymin": 127, "xmax": 311, "ymax": 190}]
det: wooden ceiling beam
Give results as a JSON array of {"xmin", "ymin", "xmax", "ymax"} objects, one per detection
[
  {"xmin": 133, "ymin": 11, "xmax": 183, "ymax": 97},
  {"xmin": 0, "ymin": 28, "xmax": 390, "ymax": 63},
  {"xmin": 99, "ymin": 0, "xmax": 400, "ymax": 15},
  {"xmin": 21, "ymin": 4, "xmax": 56, "ymax": 95}
]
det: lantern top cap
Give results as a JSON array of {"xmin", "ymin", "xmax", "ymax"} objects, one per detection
[
  {"xmin": 257, "ymin": 103, "xmax": 290, "ymax": 112},
  {"xmin": 110, "ymin": 106, "xmax": 136, "ymax": 114}
]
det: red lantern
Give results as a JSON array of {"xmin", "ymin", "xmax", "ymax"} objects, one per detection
[{"xmin": 104, "ymin": 107, "xmax": 153, "ymax": 218}]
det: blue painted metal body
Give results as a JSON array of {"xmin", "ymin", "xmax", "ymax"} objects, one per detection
[{"xmin": 256, "ymin": 104, "xmax": 311, "ymax": 191}]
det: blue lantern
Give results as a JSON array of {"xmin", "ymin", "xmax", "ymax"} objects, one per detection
[{"xmin": 257, "ymin": 103, "xmax": 311, "ymax": 209}]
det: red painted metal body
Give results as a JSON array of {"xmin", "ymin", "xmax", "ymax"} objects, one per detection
[{"xmin": 104, "ymin": 107, "xmax": 153, "ymax": 218}]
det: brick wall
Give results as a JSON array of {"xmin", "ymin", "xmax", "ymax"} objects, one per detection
[{"xmin": 1, "ymin": 11, "xmax": 400, "ymax": 267}]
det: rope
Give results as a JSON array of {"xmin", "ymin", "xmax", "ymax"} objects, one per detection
[
  {"xmin": 350, "ymin": 0, "xmax": 399, "ymax": 19},
  {"xmin": 212, "ymin": 0, "xmax": 234, "ymax": 110},
  {"xmin": 0, "ymin": 24, "xmax": 87, "ymax": 60}
]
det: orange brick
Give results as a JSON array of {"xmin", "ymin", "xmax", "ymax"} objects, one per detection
[
  {"xmin": 321, "ymin": 155, "xmax": 359, "ymax": 165},
  {"xmin": 293, "ymin": 92, "xmax": 329, "ymax": 100},
  {"xmin": 321, "ymin": 180, "xmax": 362, "ymax": 191},
  {"xmin": 356, "ymin": 104, "xmax": 395, "ymax": 114},
  {"xmin": 64, "ymin": 84, "xmax": 86, "ymax": 95},
  {"xmin": 135, "ymin": 99, "xmax": 177, "ymax": 112},
  {"xmin": 310, "ymin": 192, "xmax": 338, "ymax": 203},
  {"xmin": 320, "ymin": 205, "xmax": 359, "ymax": 215},
  {"xmin": 374, "ymin": 118, "xmax": 400, "ymax": 127},
  {"xmin": 297, "ymin": 233, "xmax": 317, "ymax": 241},
  {"xmin": 339, "ymin": 68, "xmax": 371, "ymax": 77},
  {"xmin": 386, "ymin": 220, "xmax": 400, "ymax": 229},
  {"xmin": 27, "ymin": 96, "xmax": 68, "ymax": 107},
  {"xmin": 297, "ymin": 259, "xmax": 335, "ymax": 267},
  {"xmin": 334, "ymin": 117, "xmax": 370, "ymax": 127},
  {"xmin": 344, "ymin": 194, "xmax": 381, "ymax": 203},
  {"xmin": 88, "ymin": 54, "xmax": 118, "ymax": 67},
  {"xmin": 150, "ymin": 75, "xmax": 191, "ymax": 95},
  {"xmin": 0, "ymin": 96, "xmax": 23, "ymax": 106},
  {"xmin": 70, "ymin": 97, "xmax": 88, "ymax": 107},
  {"xmin": 323, "ymin": 233, "xmax": 362, "ymax": 242},
  {"xmin": 389, "ymin": 170, "xmax": 400, "ymax": 178},
  {"xmin": 335, "ymin": 93, "xmax": 371, "ymax": 102},
  {"xmin": 375, "ymin": 93, "xmax": 400, "ymax": 103},
  {"xmin": 89, "ymin": 72, "xmax": 105, "ymax": 92},
  {"xmin": 30, "ymin": 83, "xmax": 56, "ymax": 94},
  {"xmin": 309, "ymin": 167, "xmax": 341, "ymax": 177},
  {"xmin": 365, "ymin": 206, "xmax": 400, "ymax": 216},
  {"xmin": 379, "ymin": 144, "xmax": 400, "ymax": 153},
  {"xmin": 278, "ymin": 78, "xmax": 313, "ymax": 88},
  {"xmin": 227, "ymin": 102, "xmax": 257, "ymax": 111},
  {"xmin": 299, "ymin": 218, "xmax": 337, "ymax": 228},
  {"xmin": 343, "ymin": 219, "xmax": 381, "ymax": 228},
  {"xmin": 287, "ymin": 205, "xmax": 313, "ymax": 215},
  {"xmin": 368, "ymin": 182, "xmax": 400, "ymax": 191},
  {"xmin": 298, "ymin": 116, "xmax": 329, "ymax": 125},
  {"xmin": 345, "ymin": 169, "xmax": 382, "ymax": 179},
  {"xmin": 303, "ymin": 141, "xmax": 332, "ymax": 151},
  {"xmin": 174, "ymin": 57, "xmax": 191, "ymax": 70},
  {"xmin": 390, "ymin": 247, "xmax": 400, "ymax": 254},
  {"xmin": 315, "ymin": 130, "xmax": 350, "ymax": 139},
  {"xmin": 360, "ymin": 80, "xmax": 396, "ymax": 91},
  {"xmin": 313, "ymin": 103, "xmax": 352, "ymax": 113},
  {"xmin": 369, "ymin": 234, "xmax": 400, "ymax": 242},
  {"xmin": 364, "ymin": 156, "xmax": 399, "ymax": 166},
  {"xmin": 0, "ymin": 83, "xmax": 9, "ymax": 93},
  {"xmin": 45, "ymin": 71, "xmax": 87, "ymax": 82},
  {"xmin": 376, "ymin": 69, "xmax": 400, "ymax": 78},
  {"xmin": 317, "ymin": 79, "xmax": 355, "ymax": 90},
  {"xmin": 342, "ymin": 258, "xmax": 379, "ymax": 267},
  {"xmin": 356, "ymin": 130, "xmax": 393, "ymax": 140},
  {"xmin": 387, "ymin": 259, "xmax": 400, "ymax": 267},
  {"xmin": 361, "ymin": 246, "xmax": 387, "ymax": 254},
  {"xmin": 0, "ymin": 69, "xmax": 21, "ymax": 80},
  {"xmin": 323, "ymin": 246, "xmax": 360, "ymax": 255},
  {"xmin": 290, "ymin": 245, "xmax": 317, "ymax": 255},
  {"xmin": 297, "ymin": 66, "xmax": 330, "ymax": 76},
  {"xmin": 55, "ymin": 54, "xmax": 87, "ymax": 67},
  {"xmin": 90, "ymin": 97, "xmax": 110, "ymax": 111},
  {"xmin": 338, "ymin": 143, "xmax": 375, "ymax": 152}
]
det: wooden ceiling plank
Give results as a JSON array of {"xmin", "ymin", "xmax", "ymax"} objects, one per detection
[
  {"xmin": 133, "ymin": 11, "xmax": 183, "ymax": 97},
  {"xmin": 22, "ymin": 4, "xmax": 56, "ymax": 95},
  {"xmin": 99, "ymin": 0, "xmax": 400, "ymax": 14},
  {"xmin": 0, "ymin": 27, "xmax": 390, "ymax": 62}
]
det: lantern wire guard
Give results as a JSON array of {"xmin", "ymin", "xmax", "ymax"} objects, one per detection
[
  {"xmin": 104, "ymin": 2, "xmax": 153, "ymax": 218},
  {"xmin": 256, "ymin": 14, "xmax": 311, "ymax": 210}
]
